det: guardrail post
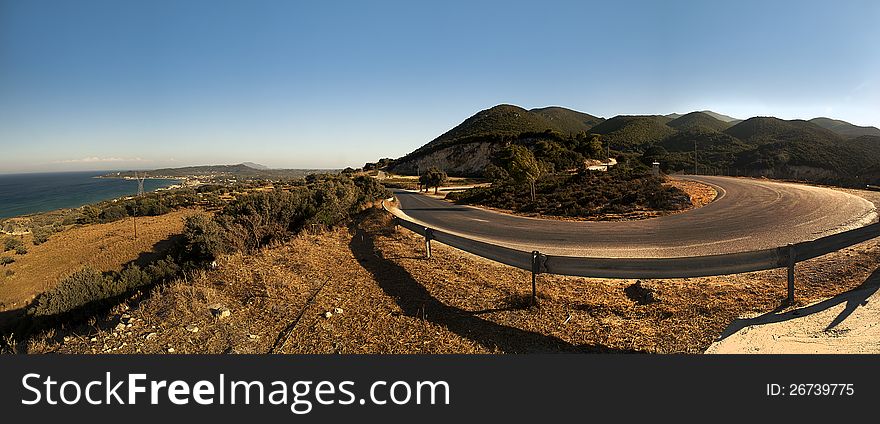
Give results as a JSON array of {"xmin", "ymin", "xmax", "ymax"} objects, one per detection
[
  {"xmin": 787, "ymin": 243, "xmax": 796, "ymax": 304},
  {"xmin": 424, "ymin": 228, "xmax": 434, "ymax": 259},
  {"xmin": 530, "ymin": 251, "xmax": 546, "ymax": 306}
]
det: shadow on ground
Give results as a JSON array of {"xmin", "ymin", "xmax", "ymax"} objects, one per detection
[
  {"xmin": 716, "ymin": 267, "xmax": 880, "ymax": 341},
  {"xmin": 0, "ymin": 232, "xmax": 186, "ymax": 353},
  {"xmin": 348, "ymin": 224, "xmax": 638, "ymax": 353}
]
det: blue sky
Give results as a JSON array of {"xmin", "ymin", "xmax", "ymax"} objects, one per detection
[{"xmin": 1, "ymin": 0, "xmax": 878, "ymax": 173}]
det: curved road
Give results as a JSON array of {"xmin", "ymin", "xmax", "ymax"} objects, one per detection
[{"xmin": 391, "ymin": 176, "xmax": 878, "ymax": 258}]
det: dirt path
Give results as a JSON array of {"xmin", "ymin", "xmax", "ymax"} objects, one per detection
[{"xmin": 706, "ymin": 269, "xmax": 880, "ymax": 354}]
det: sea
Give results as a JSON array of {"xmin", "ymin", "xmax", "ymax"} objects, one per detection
[{"xmin": 0, "ymin": 171, "xmax": 180, "ymax": 219}]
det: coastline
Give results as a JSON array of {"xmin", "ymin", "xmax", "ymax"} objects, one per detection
[{"xmin": 0, "ymin": 172, "xmax": 184, "ymax": 221}]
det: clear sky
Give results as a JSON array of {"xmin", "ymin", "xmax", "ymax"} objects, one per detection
[{"xmin": 1, "ymin": 0, "xmax": 878, "ymax": 173}]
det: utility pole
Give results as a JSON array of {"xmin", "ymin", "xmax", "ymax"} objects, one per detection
[{"xmin": 133, "ymin": 172, "xmax": 146, "ymax": 239}]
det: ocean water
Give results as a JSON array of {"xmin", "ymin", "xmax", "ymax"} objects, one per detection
[{"xmin": 0, "ymin": 171, "xmax": 179, "ymax": 218}]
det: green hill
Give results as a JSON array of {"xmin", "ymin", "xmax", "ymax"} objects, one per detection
[
  {"xmin": 723, "ymin": 117, "xmax": 841, "ymax": 144},
  {"xmin": 809, "ymin": 117, "xmax": 880, "ymax": 138},
  {"xmin": 667, "ymin": 112, "xmax": 732, "ymax": 132},
  {"xmin": 700, "ymin": 110, "xmax": 741, "ymax": 123},
  {"xmin": 413, "ymin": 104, "xmax": 603, "ymax": 155},
  {"xmin": 587, "ymin": 115, "xmax": 675, "ymax": 150},
  {"xmin": 387, "ymin": 104, "xmax": 880, "ymax": 186},
  {"xmin": 666, "ymin": 110, "xmax": 740, "ymax": 123},
  {"xmin": 529, "ymin": 106, "xmax": 604, "ymax": 135},
  {"xmin": 413, "ymin": 104, "xmax": 559, "ymax": 154}
]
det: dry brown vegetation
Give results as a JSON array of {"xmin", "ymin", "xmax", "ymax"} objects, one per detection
[
  {"xmin": 21, "ymin": 205, "xmax": 880, "ymax": 355},
  {"xmin": 0, "ymin": 209, "xmax": 198, "ymax": 314}
]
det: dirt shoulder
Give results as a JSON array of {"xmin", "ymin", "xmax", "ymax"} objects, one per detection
[
  {"xmin": 705, "ymin": 279, "xmax": 880, "ymax": 354},
  {"xmin": 18, "ymin": 207, "xmax": 880, "ymax": 354}
]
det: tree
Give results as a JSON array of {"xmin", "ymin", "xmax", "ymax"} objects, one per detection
[
  {"xmin": 484, "ymin": 164, "xmax": 509, "ymax": 182},
  {"xmin": 421, "ymin": 167, "xmax": 447, "ymax": 194},
  {"xmin": 418, "ymin": 172, "xmax": 430, "ymax": 192},
  {"xmin": 587, "ymin": 134, "xmax": 604, "ymax": 159},
  {"xmin": 500, "ymin": 145, "xmax": 544, "ymax": 201}
]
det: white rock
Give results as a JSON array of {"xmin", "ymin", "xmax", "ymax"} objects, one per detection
[
  {"xmin": 185, "ymin": 324, "xmax": 199, "ymax": 333},
  {"xmin": 210, "ymin": 304, "xmax": 232, "ymax": 319},
  {"xmin": 333, "ymin": 307, "xmax": 344, "ymax": 314},
  {"xmin": 323, "ymin": 311, "xmax": 333, "ymax": 319},
  {"xmin": 167, "ymin": 347, "xmax": 175, "ymax": 353}
]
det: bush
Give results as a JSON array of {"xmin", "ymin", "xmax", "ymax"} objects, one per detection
[
  {"xmin": 32, "ymin": 226, "xmax": 52, "ymax": 245},
  {"xmin": 28, "ymin": 264, "xmax": 165, "ymax": 317},
  {"xmin": 99, "ymin": 204, "xmax": 128, "ymax": 223},
  {"xmin": 352, "ymin": 176, "xmax": 391, "ymax": 204},
  {"xmin": 28, "ymin": 268, "xmax": 116, "ymax": 317},
  {"xmin": 0, "ymin": 256, "xmax": 14, "ymax": 266},
  {"xmin": 451, "ymin": 166, "xmax": 691, "ymax": 218},
  {"xmin": 78, "ymin": 205, "xmax": 101, "ymax": 224},
  {"xmin": 218, "ymin": 188, "xmax": 317, "ymax": 251},
  {"xmin": 14, "ymin": 245, "xmax": 27, "ymax": 255},
  {"xmin": 145, "ymin": 256, "xmax": 182, "ymax": 284},
  {"xmin": 310, "ymin": 178, "xmax": 360, "ymax": 226},
  {"xmin": 180, "ymin": 214, "xmax": 228, "ymax": 264},
  {"xmin": 3, "ymin": 237, "xmax": 23, "ymax": 252},
  {"xmin": 117, "ymin": 264, "xmax": 152, "ymax": 291}
]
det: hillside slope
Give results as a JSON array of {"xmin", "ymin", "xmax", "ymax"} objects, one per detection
[
  {"xmin": 529, "ymin": 106, "xmax": 604, "ymax": 135},
  {"xmin": 388, "ymin": 104, "xmax": 880, "ymax": 186},
  {"xmin": 810, "ymin": 117, "xmax": 880, "ymax": 138},
  {"xmin": 580, "ymin": 115, "xmax": 675, "ymax": 151},
  {"xmin": 667, "ymin": 112, "xmax": 732, "ymax": 132}
]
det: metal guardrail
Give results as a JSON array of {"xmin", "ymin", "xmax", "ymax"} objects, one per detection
[{"xmin": 383, "ymin": 199, "xmax": 880, "ymax": 304}]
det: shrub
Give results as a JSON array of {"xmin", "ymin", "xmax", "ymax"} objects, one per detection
[
  {"xmin": 78, "ymin": 205, "xmax": 101, "ymax": 224},
  {"xmin": 352, "ymin": 175, "xmax": 391, "ymax": 204},
  {"xmin": 180, "ymin": 214, "xmax": 228, "ymax": 264},
  {"xmin": 218, "ymin": 188, "xmax": 317, "ymax": 251},
  {"xmin": 310, "ymin": 178, "xmax": 360, "ymax": 227},
  {"xmin": 99, "ymin": 204, "xmax": 128, "ymax": 223},
  {"xmin": 0, "ymin": 256, "xmax": 14, "ymax": 266},
  {"xmin": 32, "ymin": 226, "xmax": 52, "ymax": 245},
  {"xmin": 452, "ymin": 166, "xmax": 690, "ymax": 218},
  {"xmin": 145, "ymin": 256, "xmax": 182, "ymax": 283},
  {"xmin": 14, "ymin": 245, "xmax": 27, "ymax": 255},
  {"xmin": 3, "ymin": 237, "xmax": 23, "ymax": 252},
  {"xmin": 117, "ymin": 264, "xmax": 152, "ymax": 291},
  {"xmin": 28, "ymin": 268, "xmax": 116, "ymax": 317}
]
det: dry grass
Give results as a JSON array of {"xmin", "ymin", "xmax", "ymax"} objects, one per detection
[
  {"xmin": 667, "ymin": 179, "xmax": 717, "ymax": 208},
  {"xmin": 24, "ymin": 206, "xmax": 880, "ymax": 355},
  {"xmin": 0, "ymin": 209, "xmax": 198, "ymax": 313}
]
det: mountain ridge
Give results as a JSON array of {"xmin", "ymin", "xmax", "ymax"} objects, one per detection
[{"xmin": 387, "ymin": 104, "xmax": 880, "ymax": 186}]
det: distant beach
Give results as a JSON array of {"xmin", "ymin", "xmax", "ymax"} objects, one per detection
[{"xmin": 0, "ymin": 171, "xmax": 180, "ymax": 219}]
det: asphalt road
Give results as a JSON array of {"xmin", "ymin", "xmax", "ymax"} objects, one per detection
[{"xmin": 390, "ymin": 176, "xmax": 878, "ymax": 258}]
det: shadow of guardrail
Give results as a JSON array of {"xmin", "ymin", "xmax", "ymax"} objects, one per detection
[
  {"xmin": 715, "ymin": 267, "xmax": 880, "ymax": 340},
  {"xmin": 348, "ymin": 224, "xmax": 638, "ymax": 353}
]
